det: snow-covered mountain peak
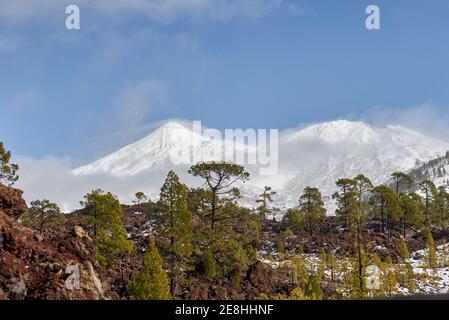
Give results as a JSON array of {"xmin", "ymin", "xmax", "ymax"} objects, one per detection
[
  {"xmin": 72, "ymin": 121, "xmax": 199, "ymax": 176},
  {"xmin": 283, "ymin": 120, "xmax": 377, "ymax": 144},
  {"xmin": 70, "ymin": 119, "xmax": 449, "ymax": 212}
]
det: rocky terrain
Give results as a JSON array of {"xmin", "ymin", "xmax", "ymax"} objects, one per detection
[
  {"xmin": 0, "ymin": 185, "xmax": 107, "ymax": 300},
  {"xmin": 2, "ymin": 184, "xmax": 449, "ymax": 300}
]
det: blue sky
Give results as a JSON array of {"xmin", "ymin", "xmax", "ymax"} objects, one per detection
[{"xmin": 1, "ymin": 0, "xmax": 449, "ymax": 165}]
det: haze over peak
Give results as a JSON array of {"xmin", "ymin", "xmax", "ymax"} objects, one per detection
[{"xmin": 64, "ymin": 119, "xmax": 449, "ymax": 211}]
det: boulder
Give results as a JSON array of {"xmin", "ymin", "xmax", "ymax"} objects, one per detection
[{"xmin": 0, "ymin": 184, "xmax": 28, "ymax": 220}]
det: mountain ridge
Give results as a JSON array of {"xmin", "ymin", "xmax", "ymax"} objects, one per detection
[{"xmin": 72, "ymin": 120, "xmax": 449, "ymax": 211}]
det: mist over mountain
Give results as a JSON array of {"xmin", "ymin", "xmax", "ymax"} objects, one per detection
[{"xmin": 68, "ymin": 120, "xmax": 449, "ymax": 212}]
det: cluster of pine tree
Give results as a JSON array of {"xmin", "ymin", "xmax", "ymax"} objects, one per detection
[
  {"xmin": 127, "ymin": 162, "xmax": 261, "ymax": 299},
  {"xmin": 3, "ymin": 137, "xmax": 449, "ymax": 300},
  {"xmin": 278, "ymin": 171, "xmax": 449, "ymax": 298}
]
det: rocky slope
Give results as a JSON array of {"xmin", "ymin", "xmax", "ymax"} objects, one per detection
[{"xmin": 0, "ymin": 184, "xmax": 108, "ymax": 300}]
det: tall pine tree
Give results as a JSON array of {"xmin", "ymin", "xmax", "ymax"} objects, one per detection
[
  {"xmin": 80, "ymin": 190, "xmax": 133, "ymax": 267},
  {"xmin": 156, "ymin": 171, "xmax": 192, "ymax": 295},
  {"xmin": 299, "ymin": 187, "xmax": 326, "ymax": 235}
]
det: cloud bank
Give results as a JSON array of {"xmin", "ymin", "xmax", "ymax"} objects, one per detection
[{"xmin": 14, "ymin": 105, "xmax": 449, "ymax": 212}]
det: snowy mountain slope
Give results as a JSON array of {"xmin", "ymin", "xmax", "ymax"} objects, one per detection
[
  {"xmin": 73, "ymin": 122, "xmax": 255, "ymax": 176},
  {"xmin": 72, "ymin": 120, "xmax": 449, "ymax": 212},
  {"xmin": 407, "ymin": 152, "xmax": 449, "ymax": 190}
]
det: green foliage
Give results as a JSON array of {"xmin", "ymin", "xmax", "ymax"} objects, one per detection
[
  {"xmin": 399, "ymin": 193, "xmax": 425, "ymax": 233},
  {"xmin": 420, "ymin": 180, "xmax": 438, "ymax": 225},
  {"xmin": 369, "ymin": 185, "xmax": 402, "ymax": 236},
  {"xmin": 188, "ymin": 162, "xmax": 257, "ymax": 276},
  {"xmin": 283, "ymin": 228, "xmax": 294, "ymax": 239},
  {"xmin": 289, "ymin": 287, "xmax": 304, "ymax": 300},
  {"xmin": 188, "ymin": 161, "xmax": 249, "ymax": 242},
  {"xmin": 156, "ymin": 171, "xmax": 193, "ymax": 293},
  {"xmin": 276, "ymin": 240, "xmax": 284, "ymax": 253},
  {"xmin": 326, "ymin": 250, "xmax": 338, "ymax": 282},
  {"xmin": 299, "ymin": 187, "xmax": 326, "ymax": 234},
  {"xmin": 304, "ymin": 275, "xmax": 323, "ymax": 300},
  {"xmin": 133, "ymin": 192, "xmax": 148, "ymax": 205},
  {"xmin": 353, "ymin": 175, "xmax": 373, "ymax": 231},
  {"xmin": 0, "ymin": 142, "xmax": 19, "ymax": 186},
  {"xmin": 290, "ymin": 255, "xmax": 308, "ymax": 287},
  {"xmin": 383, "ymin": 256, "xmax": 398, "ymax": 296},
  {"xmin": 258, "ymin": 293, "xmax": 269, "ymax": 300},
  {"xmin": 351, "ymin": 244, "xmax": 367, "ymax": 298},
  {"xmin": 391, "ymin": 171, "xmax": 414, "ymax": 195},
  {"xmin": 332, "ymin": 178, "xmax": 357, "ymax": 229},
  {"xmin": 256, "ymin": 186, "xmax": 277, "ymax": 219},
  {"xmin": 399, "ymin": 240, "xmax": 411, "ymax": 261},
  {"xmin": 129, "ymin": 241, "xmax": 171, "ymax": 300},
  {"xmin": 436, "ymin": 186, "xmax": 449, "ymax": 226},
  {"xmin": 317, "ymin": 248, "xmax": 327, "ymax": 282},
  {"xmin": 427, "ymin": 229, "xmax": 437, "ymax": 268},
  {"xmin": 202, "ymin": 248, "xmax": 217, "ymax": 279},
  {"xmin": 80, "ymin": 189, "xmax": 133, "ymax": 266},
  {"xmin": 21, "ymin": 199, "xmax": 67, "ymax": 231},
  {"xmin": 282, "ymin": 208, "xmax": 303, "ymax": 229}
]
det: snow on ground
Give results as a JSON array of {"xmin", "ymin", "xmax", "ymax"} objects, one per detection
[
  {"xmin": 257, "ymin": 242, "xmax": 449, "ymax": 296},
  {"xmin": 406, "ymin": 244, "xmax": 449, "ymax": 294}
]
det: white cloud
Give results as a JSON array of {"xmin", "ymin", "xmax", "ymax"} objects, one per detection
[
  {"xmin": 346, "ymin": 102, "xmax": 449, "ymax": 141},
  {"xmin": 14, "ymin": 154, "xmax": 192, "ymax": 212},
  {"xmin": 74, "ymin": 80, "xmax": 172, "ymax": 162},
  {"xmin": 114, "ymin": 79, "xmax": 170, "ymax": 130}
]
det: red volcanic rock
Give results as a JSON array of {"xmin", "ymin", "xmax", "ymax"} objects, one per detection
[
  {"xmin": 0, "ymin": 185, "xmax": 109, "ymax": 300},
  {"xmin": 0, "ymin": 184, "xmax": 28, "ymax": 220}
]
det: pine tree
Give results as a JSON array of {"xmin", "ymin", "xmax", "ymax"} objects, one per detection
[
  {"xmin": 332, "ymin": 179, "xmax": 357, "ymax": 228},
  {"xmin": 290, "ymin": 255, "xmax": 308, "ymax": 287},
  {"xmin": 282, "ymin": 208, "xmax": 303, "ymax": 230},
  {"xmin": 427, "ymin": 229, "xmax": 437, "ymax": 268},
  {"xmin": 156, "ymin": 171, "xmax": 192, "ymax": 295},
  {"xmin": 351, "ymin": 243, "xmax": 367, "ymax": 298},
  {"xmin": 276, "ymin": 240, "xmax": 284, "ymax": 254},
  {"xmin": 256, "ymin": 186, "xmax": 276, "ymax": 219},
  {"xmin": 353, "ymin": 175, "xmax": 373, "ymax": 294},
  {"xmin": 317, "ymin": 248, "xmax": 327, "ymax": 282},
  {"xmin": 289, "ymin": 287, "xmax": 304, "ymax": 300},
  {"xmin": 391, "ymin": 171, "xmax": 414, "ymax": 195},
  {"xmin": 304, "ymin": 275, "xmax": 323, "ymax": 300},
  {"xmin": 327, "ymin": 249, "xmax": 338, "ymax": 283},
  {"xmin": 340, "ymin": 259, "xmax": 354, "ymax": 297},
  {"xmin": 21, "ymin": 199, "xmax": 67, "ymax": 232},
  {"xmin": 420, "ymin": 180, "xmax": 438, "ymax": 225},
  {"xmin": 202, "ymin": 248, "xmax": 217, "ymax": 278},
  {"xmin": 133, "ymin": 192, "xmax": 148, "ymax": 205},
  {"xmin": 299, "ymin": 187, "xmax": 326, "ymax": 235},
  {"xmin": 369, "ymin": 185, "xmax": 402, "ymax": 237},
  {"xmin": 383, "ymin": 256, "xmax": 398, "ymax": 296},
  {"xmin": 80, "ymin": 190, "xmax": 133, "ymax": 267},
  {"xmin": 0, "ymin": 142, "xmax": 19, "ymax": 186},
  {"xmin": 188, "ymin": 162, "xmax": 257, "ymax": 276},
  {"xmin": 399, "ymin": 240, "xmax": 410, "ymax": 262},
  {"xmin": 397, "ymin": 262, "xmax": 416, "ymax": 295},
  {"xmin": 129, "ymin": 240, "xmax": 171, "ymax": 300},
  {"xmin": 399, "ymin": 193, "xmax": 425, "ymax": 237},
  {"xmin": 436, "ymin": 186, "xmax": 449, "ymax": 226},
  {"xmin": 188, "ymin": 161, "xmax": 249, "ymax": 245}
]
